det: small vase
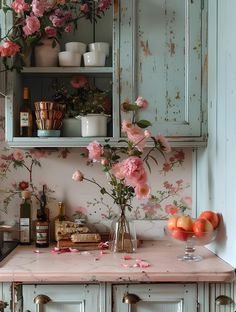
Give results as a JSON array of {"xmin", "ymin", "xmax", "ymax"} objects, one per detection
[
  {"xmin": 34, "ymin": 37, "xmax": 60, "ymax": 67},
  {"xmin": 110, "ymin": 209, "xmax": 137, "ymax": 253}
]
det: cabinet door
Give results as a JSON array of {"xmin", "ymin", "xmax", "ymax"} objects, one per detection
[
  {"xmin": 120, "ymin": 0, "xmax": 207, "ymax": 139},
  {"xmin": 113, "ymin": 283, "xmax": 198, "ymax": 312},
  {"xmin": 0, "ymin": 283, "xmax": 12, "ymax": 312},
  {"xmin": 23, "ymin": 284, "xmax": 101, "ymax": 312}
]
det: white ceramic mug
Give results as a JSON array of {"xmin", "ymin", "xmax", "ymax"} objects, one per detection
[
  {"xmin": 58, "ymin": 51, "xmax": 81, "ymax": 67},
  {"xmin": 88, "ymin": 42, "xmax": 110, "ymax": 57},
  {"xmin": 65, "ymin": 42, "xmax": 87, "ymax": 55},
  {"xmin": 83, "ymin": 51, "xmax": 106, "ymax": 67}
]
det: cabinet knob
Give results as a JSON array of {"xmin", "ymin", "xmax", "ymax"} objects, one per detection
[
  {"xmin": 33, "ymin": 295, "xmax": 51, "ymax": 305},
  {"xmin": 0, "ymin": 300, "xmax": 8, "ymax": 312},
  {"xmin": 122, "ymin": 292, "xmax": 141, "ymax": 304},
  {"xmin": 215, "ymin": 295, "xmax": 233, "ymax": 305}
]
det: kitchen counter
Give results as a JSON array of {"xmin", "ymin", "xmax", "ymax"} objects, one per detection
[{"xmin": 0, "ymin": 240, "xmax": 234, "ymax": 283}]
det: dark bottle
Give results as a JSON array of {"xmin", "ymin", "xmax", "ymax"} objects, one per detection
[
  {"xmin": 20, "ymin": 87, "xmax": 33, "ymax": 137},
  {"xmin": 19, "ymin": 191, "xmax": 32, "ymax": 245},
  {"xmin": 35, "ymin": 186, "xmax": 50, "ymax": 248}
]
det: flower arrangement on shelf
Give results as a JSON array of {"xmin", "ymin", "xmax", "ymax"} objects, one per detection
[
  {"xmin": 72, "ymin": 97, "xmax": 171, "ymax": 252},
  {"xmin": 53, "ymin": 75, "xmax": 112, "ymax": 117},
  {"xmin": 0, "ymin": 0, "xmax": 112, "ymax": 72}
]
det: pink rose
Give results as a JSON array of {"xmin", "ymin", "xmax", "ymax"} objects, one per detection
[
  {"xmin": 65, "ymin": 24, "xmax": 73, "ymax": 33},
  {"xmin": 101, "ymin": 158, "xmax": 109, "ymax": 166},
  {"xmin": 112, "ymin": 162, "xmax": 125, "ymax": 180},
  {"xmin": 144, "ymin": 129, "xmax": 151, "ymax": 138},
  {"xmin": 127, "ymin": 126, "xmax": 146, "ymax": 151},
  {"xmin": 87, "ymin": 141, "xmax": 103, "ymax": 161},
  {"xmin": 70, "ymin": 76, "xmax": 88, "ymax": 89},
  {"xmin": 45, "ymin": 26, "xmax": 57, "ymax": 38},
  {"xmin": 135, "ymin": 96, "xmax": 148, "ymax": 109},
  {"xmin": 13, "ymin": 150, "xmax": 24, "ymax": 161},
  {"xmin": 0, "ymin": 41, "xmax": 21, "ymax": 57},
  {"xmin": 135, "ymin": 183, "xmax": 150, "ymax": 199},
  {"xmin": 11, "ymin": 0, "xmax": 30, "ymax": 13},
  {"xmin": 156, "ymin": 133, "xmax": 171, "ymax": 153},
  {"xmin": 122, "ymin": 156, "xmax": 147, "ymax": 186},
  {"xmin": 72, "ymin": 170, "xmax": 84, "ymax": 182},
  {"xmin": 98, "ymin": 0, "xmax": 112, "ymax": 11},
  {"xmin": 49, "ymin": 14, "xmax": 65, "ymax": 27},
  {"xmin": 121, "ymin": 120, "xmax": 133, "ymax": 133},
  {"xmin": 32, "ymin": 0, "xmax": 46, "ymax": 16},
  {"xmin": 23, "ymin": 15, "xmax": 40, "ymax": 36}
]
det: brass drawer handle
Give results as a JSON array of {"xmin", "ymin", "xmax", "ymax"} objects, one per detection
[
  {"xmin": 122, "ymin": 292, "xmax": 141, "ymax": 304},
  {"xmin": 215, "ymin": 295, "xmax": 233, "ymax": 305},
  {"xmin": 33, "ymin": 295, "xmax": 51, "ymax": 305}
]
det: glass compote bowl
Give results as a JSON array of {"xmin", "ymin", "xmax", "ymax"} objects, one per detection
[{"xmin": 164, "ymin": 225, "xmax": 218, "ymax": 262}]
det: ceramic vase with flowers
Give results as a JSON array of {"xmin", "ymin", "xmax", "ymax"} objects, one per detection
[
  {"xmin": 0, "ymin": 0, "xmax": 112, "ymax": 72},
  {"xmin": 72, "ymin": 97, "xmax": 172, "ymax": 253}
]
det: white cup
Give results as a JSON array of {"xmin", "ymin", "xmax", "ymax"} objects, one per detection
[
  {"xmin": 65, "ymin": 42, "xmax": 87, "ymax": 55},
  {"xmin": 83, "ymin": 51, "xmax": 106, "ymax": 67},
  {"xmin": 58, "ymin": 51, "xmax": 81, "ymax": 67},
  {"xmin": 88, "ymin": 42, "xmax": 110, "ymax": 57}
]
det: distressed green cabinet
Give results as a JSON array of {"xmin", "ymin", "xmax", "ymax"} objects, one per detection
[{"xmin": 2, "ymin": 0, "xmax": 207, "ymax": 148}]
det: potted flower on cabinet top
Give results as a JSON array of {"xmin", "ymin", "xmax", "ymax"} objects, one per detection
[
  {"xmin": 0, "ymin": 0, "xmax": 112, "ymax": 72},
  {"xmin": 53, "ymin": 75, "xmax": 111, "ymax": 137}
]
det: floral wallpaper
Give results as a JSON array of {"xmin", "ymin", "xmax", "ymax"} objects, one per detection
[{"xmin": 0, "ymin": 99, "xmax": 192, "ymax": 234}]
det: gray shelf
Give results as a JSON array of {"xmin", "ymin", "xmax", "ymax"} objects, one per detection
[{"xmin": 22, "ymin": 67, "xmax": 113, "ymax": 75}]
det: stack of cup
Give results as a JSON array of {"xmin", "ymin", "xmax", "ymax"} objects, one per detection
[
  {"xmin": 58, "ymin": 42, "xmax": 86, "ymax": 67},
  {"xmin": 83, "ymin": 42, "xmax": 109, "ymax": 67}
]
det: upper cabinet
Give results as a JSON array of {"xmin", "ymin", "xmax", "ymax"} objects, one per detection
[{"xmin": 2, "ymin": 0, "xmax": 207, "ymax": 148}]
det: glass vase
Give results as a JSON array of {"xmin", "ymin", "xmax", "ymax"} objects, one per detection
[{"xmin": 110, "ymin": 210, "xmax": 137, "ymax": 253}]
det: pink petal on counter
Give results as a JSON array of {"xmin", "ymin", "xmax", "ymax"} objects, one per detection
[
  {"xmin": 123, "ymin": 255, "xmax": 132, "ymax": 260},
  {"xmin": 135, "ymin": 259, "xmax": 150, "ymax": 268}
]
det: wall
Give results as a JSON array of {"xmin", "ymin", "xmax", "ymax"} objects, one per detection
[
  {"xmin": 196, "ymin": 0, "xmax": 236, "ymax": 267},
  {"xmin": 0, "ymin": 98, "xmax": 193, "ymax": 239}
]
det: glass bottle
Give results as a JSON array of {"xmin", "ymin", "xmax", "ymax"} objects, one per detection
[
  {"xmin": 20, "ymin": 87, "xmax": 33, "ymax": 137},
  {"xmin": 54, "ymin": 202, "xmax": 69, "ymax": 241},
  {"xmin": 35, "ymin": 203, "xmax": 50, "ymax": 248},
  {"xmin": 19, "ymin": 191, "xmax": 32, "ymax": 245}
]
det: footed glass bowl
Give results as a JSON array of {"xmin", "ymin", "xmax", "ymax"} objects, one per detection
[{"xmin": 164, "ymin": 226, "xmax": 218, "ymax": 262}]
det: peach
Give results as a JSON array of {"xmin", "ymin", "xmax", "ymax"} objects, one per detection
[
  {"xmin": 199, "ymin": 211, "xmax": 220, "ymax": 229},
  {"xmin": 171, "ymin": 227, "xmax": 189, "ymax": 241},
  {"xmin": 176, "ymin": 215, "xmax": 193, "ymax": 231},
  {"xmin": 167, "ymin": 216, "xmax": 179, "ymax": 231},
  {"xmin": 193, "ymin": 218, "xmax": 213, "ymax": 238}
]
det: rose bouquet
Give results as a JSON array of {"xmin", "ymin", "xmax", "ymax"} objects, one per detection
[
  {"xmin": 0, "ymin": 0, "xmax": 112, "ymax": 72},
  {"xmin": 72, "ymin": 97, "xmax": 171, "ymax": 252}
]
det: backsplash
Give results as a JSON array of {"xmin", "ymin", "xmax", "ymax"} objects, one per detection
[{"xmin": 0, "ymin": 99, "xmax": 192, "ymax": 235}]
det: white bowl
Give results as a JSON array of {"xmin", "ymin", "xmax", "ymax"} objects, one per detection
[
  {"xmin": 83, "ymin": 51, "xmax": 106, "ymax": 67},
  {"xmin": 58, "ymin": 51, "xmax": 81, "ymax": 67},
  {"xmin": 88, "ymin": 42, "xmax": 110, "ymax": 57},
  {"xmin": 65, "ymin": 42, "xmax": 87, "ymax": 55}
]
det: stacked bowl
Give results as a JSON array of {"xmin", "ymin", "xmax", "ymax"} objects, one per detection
[
  {"xmin": 84, "ymin": 42, "xmax": 109, "ymax": 66},
  {"xmin": 58, "ymin": 42, "xmax": 86, "ymax": 67},
  {"xmin": 34, "ymin": 101, "xmax": 65, "ymax": 137}
]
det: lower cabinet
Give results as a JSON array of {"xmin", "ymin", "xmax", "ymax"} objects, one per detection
[{"xmin": 1, "ymin": 282, "xmax": 235, "ymax": 312}]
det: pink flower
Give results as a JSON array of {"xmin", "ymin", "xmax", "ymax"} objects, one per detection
[
  {"xmin": 49, "ymin": 14, "xmax": 65, "ymax": 27},
  {"xmin": 70, "ymin": 76, "xmax": 88, "ymax": 89},
  {"xmin": 127, "ymin": 126, "xmax": 146, "ymax": 151},
  {"xmin": 165, "ymin": 204, "xmax": 178, "ymax": 215},
  {"xmin": 122, "ymin": 156, "xmax": 147, "ymax": 186},
  {"xmin": 181, "ymin": 196, "xmax": 192, "ymax": 207},
  {"xmin": 13, "ymin": 150, "xmax": 24, "ymax": 161},
  {"xmin": 11, "ymin": 0, "xmax": 30, "ymax": 13},
  {"xmin": 0, "ymin": 41, "xmax": 21, "ymax": 57},
  {"xmin": 121, "ymin": 120, "xmax": 133, "ymax": 133},
  {"xmin": 156, "ymin": 134, "xmax": 171, "ymax": 153},
  {"xmin": 144, "ymin": 129, "xmax": 151, "ymax": 138},
  {"xmin": 45, "ymin": 26, "xmax": 57, "ymax": 38},
  {"xmin": 19, "ymin": 181, "xmax": 29, "ymax": 190},
  {"xmin": 72, "ymin": 170, "xmax": 84, "ymax": 182},
  {"xmin": 32, "ymin": 0, "xmax": 46, "ymax": 16},
  {"xmin": 135, "ymin": 184, "xmax": 150, "ymax": 199},
  {"xmin": 30, "ymin": 149, "xmax": 48, "ymax": 159},
  {"xmin": 23, "ymin": 15, "xmax": 40, "ymax": 36},
  {"xmin": 112, "ymin": 162, "xmax": 125, "ymax": 180},
  {"xmin": 65, "ymin": 24, "xmax": 73, "ymax": 33},
  {"xmin": 135, "ymin": 96, "xmax": 148, "ymax": 109},
  {"xmin": 87, "ymin": 141, "xmax": 103, "ymax": 161},
  {"xmin": 80, "ymin": 3, "xmax": 89, "ymax": 12},
  {"xmin": 98, "ymin": 0, "xmax": 112, "ymax": 11},
  {"xmin": 101, "ymin": 158, "xmax": 109, "ymax": 166}
]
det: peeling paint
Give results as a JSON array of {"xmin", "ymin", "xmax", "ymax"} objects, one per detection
[
  {"xmin": 169, "ymin": 41, "xmax": 176, "ymax": 56},
  {"xmin": 114, "ymin": 0, "xmax": 119, "ymax": 15},
  {"xmin": 203, "ymin": 54, "xmax": 208, "ymax": 87},
  {"xmin": 175, "ymin": 92, "xmax": 180, "ymax": 100},
  {"xmin": 140, "ymin": 40, "xmax": 152, "ymax": 56}
]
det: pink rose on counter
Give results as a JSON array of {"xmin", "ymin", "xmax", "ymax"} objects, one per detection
[
  {"xmin": 135, "ymin": 96, "xmax": 148, "ymax": 109},
  {"xmin": 87, "ymin": 141, "xmax": 103, "ymax": 161},
  {"xmin": 0, "ymin": 41, "xmax": 21, "ymax": 57},
  {"xmin": 156, "ymin": 133, "xmax": 172, "ymax": 153},
  {"xmin": 23, "ymin": 15, "xmax": 40, "ymax": 36},
  {"xmin": 72, "ymin": 170, "xmax": 84, "ymax": 182}
]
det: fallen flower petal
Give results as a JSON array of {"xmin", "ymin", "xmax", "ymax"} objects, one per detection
[
  {"xmin": 123, "ymin": 255, "xmax": 132, "ymax": 260},
  {"xmin": 136, "ymin": 260, "xmax": 150, "ymax": 268},
  {"xmin": 69, "ymin": 248, "xmax": 79, "ymax": 252},
  {"xmin": 98, "ymin": 241, "xmax": 109, "ymax": 249}
]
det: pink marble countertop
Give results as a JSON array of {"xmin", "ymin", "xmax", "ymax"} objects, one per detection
[{"xmin": 0, "ymin": 240, "xmax": 234, "ymax": 283}]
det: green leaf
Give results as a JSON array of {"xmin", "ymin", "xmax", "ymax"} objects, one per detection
[
  {"xmin": 145, "ymin": 160, "xmax": 151, "ymax": 173},
  {"xmin": 137, "ymin": 120, "xmax": 152, "ymax": 128}
]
